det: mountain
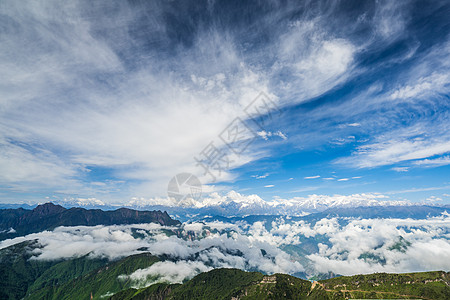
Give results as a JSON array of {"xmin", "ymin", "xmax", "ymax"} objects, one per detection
[
  {"xmin": 0, "ymin": 203, "xmax": 37, "ymax": 210},
  {"xmin": 2, "ymin": 193, "xmax": 447, "ymax": 221},
  {"xmin": 0, "ymin": 240, "xmax": 110, "ymax": 300},
  {"xmin": 123, "ymin": 191, "xmax": 445, "ymax": 220},
  {"xmin": 304, "ymin": 205, "xmax": 450, "ymax": 220},
  {"xmin": 0, "ymin": 203, "xmax": 181, "ymax": 241},
  {"xmin": 197, "ymin": 205, "xmax": 449, "ymax": 226},
  {"xmin": 26, "ymin": 253, "xmax": 160, "ymax": 300},
  {"xmin": 1, "ymin": 239, "xmax": 449, "ymax": 299},
  {"xmin": 112, "ymin": 268, "xmax": 450, "ymax": 300},
  {"xmin": 0, "ymin": 239, "xmax": 160, "ymax": 300}
]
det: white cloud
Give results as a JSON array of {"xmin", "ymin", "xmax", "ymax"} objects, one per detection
[
  {"xmin": 338, "ymin": 128, "xmax": 450, "ymax": 168},
  {"xmin": 2, "ymin": 210, "xmax": 449, "ymax": 282},
  {"xmin": 321, "ymin": 39, "xmax": 450, "ymax": 172},
  {"xmin": 304, "ymin": 175, "xmax": 320, "ymax": 179},
  {"xmin": 307, "ymin": 216, "xmax": 450, "ymax": 275},
  {"xmin": 386, "ymin": 186, "xmax": 450, "ymax": 195},
  {"xmin": 390, "ymin": 73, "xmax": 449, "ymax": 100},
  {"xmin": 413, "ymin": 156, "xmax": 450, "ymax": 167},
  {"xmin": 257, "ymin": 130, "xmax": 288, "ymax": 141},
  {"xmin": 1, "ymin": 0, "xmax": 447, "ymax": 204},
  {"xmin": 251, "ymin": 173, "xmax": 269, "ymax": 179},
  {"xmin": 121, "ymin": 261, "xmax": 212, "ymax": 288},
  {"xmin": 275, "ymin": 20, "xmax": 356, "ymax": 103},
  {"xmin": 392, "ymin": 167, "xmax": 409, "ymax": 172},
  {"xmin": 0, "ymin": 1, "xmax": 281, "ymax": 200},
  {"xmin": 0, "ymin": 221, "xmax": 304, "ymax": 286},
  {"xmin": 373, "ymin": 0, "xmax": 408, "ymax": 39}
]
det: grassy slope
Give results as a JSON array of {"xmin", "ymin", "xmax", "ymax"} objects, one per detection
[
  {"xmin": 320, "ymin": 271, "xmax": 450, "ymax": 300},
  {"xmin": 26, "ymin": 253, "xmax": 160, "ymax": 300},
  {"xmin": 112, "ymin": 269, "xmax": 450, "ymax": 300},
  {"xmin": 27, "ymin": 255, "xmax": 109, "ymax": 294},
  {"xmin": 170, "ymin": 268, "xmax": 264, "ymax": 300},
  {"xmin": 0, "ymin": 240, "xmax": 56, "ymax": 300}
]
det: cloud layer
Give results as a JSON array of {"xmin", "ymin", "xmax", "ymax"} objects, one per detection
[
  {"xmin": 3, "ymin": 1, "xmax": 448, "ymax": 202},
  {"xmin": 1, "ymin": 211, "xmax": 449, "ymax": 286}
]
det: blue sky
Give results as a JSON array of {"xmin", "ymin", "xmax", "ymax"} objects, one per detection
[{"xmin": 0, "ymin": 0, "xmax": 449, "ymax": 205}]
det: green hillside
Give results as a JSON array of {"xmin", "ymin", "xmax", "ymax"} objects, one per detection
[
  {"xmin": 0, "ymin": 240, "xmax": 161, "ymax": 300},
  {"xmin": 0, "ymin": 240, "xmax": 57, "ymax": 300},
  {"xmin": 1, "ymin": 239, "xmax": 449, "ymax": 300},
  {"xmin": 26, "ymin": 253, "xmax": 160, "ymax": 300},
  {"xmin": 111, "ymin": 268, "xmax": 450, "ymax": 300},
  {"xmin": 0, "ymin": 239, "xmax": 111, "ymax": 300},
  {"xmin": 321, "ymin": 271, "xmax": 450, "ymax": 300}
]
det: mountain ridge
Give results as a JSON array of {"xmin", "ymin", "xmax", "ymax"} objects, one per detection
[
  {"xmin": 111, "ymin": 268, "xmax": 450, "ymax": 300},
  {"xmin": 0, "ymin": 203, "xmax": 181, "ymax": 241},
  {"xmin": 1, "ymin": 239, "xmax": 449, "ymax": 299}
]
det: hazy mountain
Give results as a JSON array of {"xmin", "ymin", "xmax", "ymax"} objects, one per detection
[
  {"xmin": 0, "ymin": 203, "xmax": 181, "ymax": 241},
  {"xmin": 305, "ymin": 205, "xmax": 450, "ymax": 220},
  {"xmin": 197, "ymin": 205, "xmax": 450, "ymax": 225}
]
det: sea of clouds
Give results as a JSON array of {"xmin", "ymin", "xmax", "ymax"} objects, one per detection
[{"xmin": 1, "ymin": 214, "xmax": 449, "ymax": 288}]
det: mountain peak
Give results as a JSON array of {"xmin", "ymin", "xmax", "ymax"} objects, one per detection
[{"xmin": 32, "ymin": 202, "xmax": 66, "ymax": 215}]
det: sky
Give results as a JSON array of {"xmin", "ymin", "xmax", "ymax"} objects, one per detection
[{"xmin": 0, "ymin": 0, "xmax": 449, "ymax": 205}]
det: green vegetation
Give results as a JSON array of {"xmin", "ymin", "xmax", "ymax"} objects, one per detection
[
  {"xmin": 358, "ymin": 252, "xmax": 387, "ymax": 265},
  {"xmin": 1, "ymin": 239, "xmax": 449, "ymax": 300},
  {"xmin": 27, "ymin": 255, "xmax": 109, "ymax": 293},
  {"xmin": 0, "ymin": 240, "xmax": 161, "ymax": 300},
  {"xmin": 389, "ymin": 236, "xmax": 412, "ymax": 252},
  {"xmin": 111, "ymin": 269, "xmax": 450, "ymax": 300},
  {"xmin": 321, "ymin": 271, "xmax": 450, "ymax": 300},
  {"xmin": 26, "ymin": 253, "xmax": 160, "ymax": 300},
  {"xmin": 0, "ymin": 240, "xmax": 57, "ymax": 300},
  {"xmin": 170, "ymin": 268, "xmax": 264, "ymax": 299}
]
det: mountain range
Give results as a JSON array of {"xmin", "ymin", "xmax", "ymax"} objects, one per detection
[
  {"xmin": 1, "ymin": 240, "xmax": 448, "ymax": 300},
  {"xmin": 1, "ymin": 204, "xmax": 449, "ymax": 299},
  {"xmin": 124, "ymin": 192, "xmax": 420, "ymax": 218},
  {"xmin": 3, "ymin": 191, "xmax": 448, "ymax": 221},
  {"xmin": 0, "ymin": 203, "xmax": 180, "ymax": 241}
]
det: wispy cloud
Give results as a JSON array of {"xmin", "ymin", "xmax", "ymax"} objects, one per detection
[
  {"xmin": 257, "ymin": 130, "xmax": 288, "ymax": 141},
  {"xmin": 0, "ymin": 0, "xmax": 449, "ymax": 203},
  {"xmin": 391, "ymin": 167, "xmax": 409, "ymax": 172},
  {"xmin": 251, "ymin": 173, "xmax": 270, "ymax": 179},
  {"xmin": 413, "ymin": 156, "xmax": 450, "ymax": 167}
]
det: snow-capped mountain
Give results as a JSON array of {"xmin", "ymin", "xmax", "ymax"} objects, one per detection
[{"xmin": 124, "ymin": 191, "xmax": 413, "ymax": 217}]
